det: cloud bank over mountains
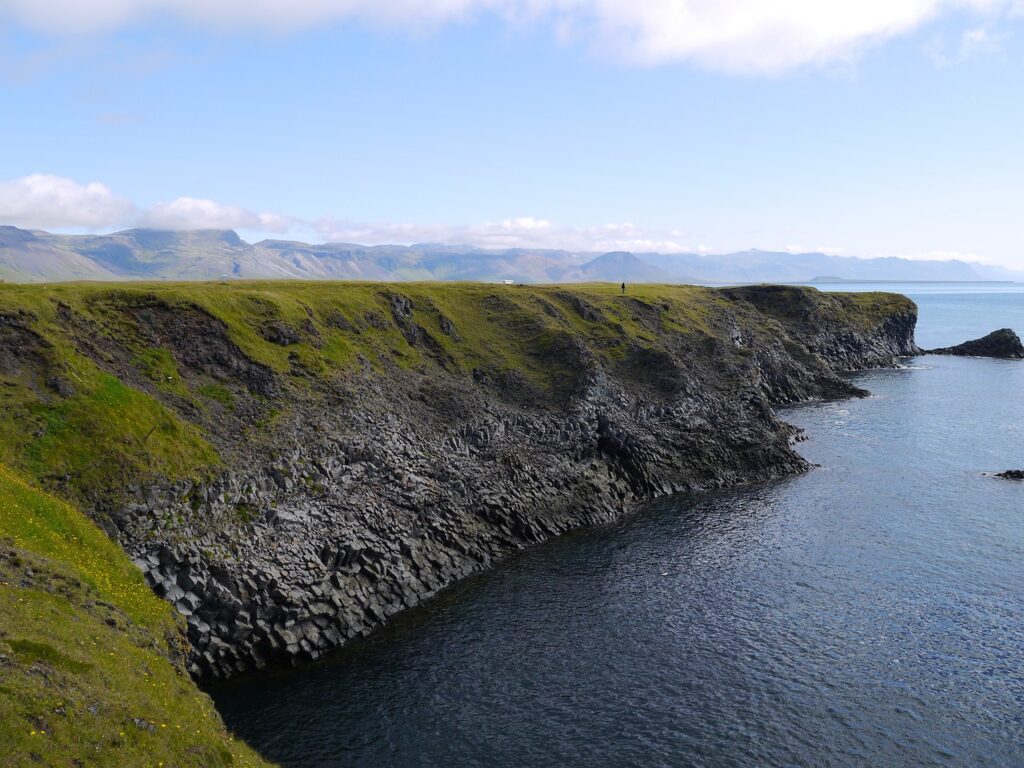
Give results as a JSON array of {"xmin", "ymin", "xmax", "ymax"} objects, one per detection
[
  {"xmin": 2, "ymin": 0, "xmax": 1021, "ymax": 72},
  {"xmin": 314, "ymin": 217, "xmax": 701, "ymax": 254},
  {"xmin": 0, "ymin": 174, "xmax": 294, "ymax": 235},
  {"xmin": 0, "ymin": 174, "xmax": 705, "ymax": 254},
  {"xmin": 0, "ymin": 174, "xmax": 1002, "ymax": 264},
  {"xmin": 0, "ymin": 175, "xmax": 134, "ymax": 230}
]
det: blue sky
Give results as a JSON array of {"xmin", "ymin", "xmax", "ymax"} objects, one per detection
[{"xmin": 1, "ymin": 1, "xmax": 1023, "ymax": 267}]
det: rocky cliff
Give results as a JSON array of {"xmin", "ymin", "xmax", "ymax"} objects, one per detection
[{"xmin": 0, "ymin": 282, "xmax": 918, "ymax": 679}]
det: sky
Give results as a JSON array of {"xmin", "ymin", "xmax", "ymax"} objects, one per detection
[{"xmin": 0, "ymin": 1, "xmax": 1022, "ymax": 267}]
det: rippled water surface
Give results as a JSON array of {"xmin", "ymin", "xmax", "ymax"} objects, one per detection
[{"xmin": 212, "ymin": 285, "xmax": 1024, "ymax": 767}]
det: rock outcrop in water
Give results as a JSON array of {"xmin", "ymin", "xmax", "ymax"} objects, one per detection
[
  {"xmin": 927, "ymin": 329, "xmax": 1024, "ymax": 359},
  {"xmin": 994, "ymin": 470, "xmax": 1024, "ymax": 480},
  {"xmin": 0, "ymin": 283, "xmax": 918, "ymax": 679}
]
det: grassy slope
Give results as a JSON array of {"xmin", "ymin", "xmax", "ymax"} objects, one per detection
[
  {"xmin": 0, "ymin": 281, "xmax": 720, "ymax": 502},
  {"xmin": 0, "ymin": 280, "xmax": 912, "ymax": 506},
  {"xmin": 0, "ymin": 463, "xmax": 272, "ymax": 767},
  {"xmin": 721, "ymin": 283, "xmax": 911, "ymax": 331}
]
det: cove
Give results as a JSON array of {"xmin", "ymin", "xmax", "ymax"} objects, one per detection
[
  {"xmin": 211, "ymin": 353, "xmax": 1024, "ymax": 767},
  {"xmin": 210, "ymin": 286, "xmax": 1024, "ymax": 767}
]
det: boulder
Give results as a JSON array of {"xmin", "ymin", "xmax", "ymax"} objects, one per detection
[{"xmin": 994, "ymin": 470, "xmax": 1024, "ymax": 481}]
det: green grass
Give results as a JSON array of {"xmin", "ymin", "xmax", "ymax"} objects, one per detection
[
  {"xmin": 719, "ymin": 284, "xmax": 916, "ymax": 332},
  {"xmin": 840, "ymin": 291, "xmax": 918, "ymax": 328},
  {"xmin": 198, "ymin": 382, "xmax": 236, "ymax": 408},
  {"xmin": 134, "ymin": 347, "xmax": 192, "ymax": 397},
  {"xmin": 0, "ymin": 464, "xmax": 273, "ymax": 767},
  {"xmin": 0, "ymin": 462, "xmax": 172, "ymax": 630},
  {"xmin": 0, "ymin": 279, "xmax": 914, "ymax": 505},
  {"xmin": 1, "ymin": 366, "xmax": 218, "ymax": 504}
]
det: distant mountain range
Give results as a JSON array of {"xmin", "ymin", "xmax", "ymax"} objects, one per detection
[{"xmin": 0, "ymin": 226, "xmax": 1019, "ymax": 284}]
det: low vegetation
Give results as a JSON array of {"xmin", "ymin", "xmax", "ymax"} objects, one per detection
[
  {"xmin": 0, "ymin": 282, "xmax": 685, "ymax": 501},
  {"xmin": 0, "ymin": 464, "xmax": 272, "ymax": 767},
  {"xmin": 0, "ymin": 280, "xmax": 914, "ymax": 507}
]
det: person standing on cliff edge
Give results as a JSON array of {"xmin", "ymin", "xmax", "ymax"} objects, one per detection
[{"xmin": 621, "ymin": 282, "xmax": 626, "ymax": 295}]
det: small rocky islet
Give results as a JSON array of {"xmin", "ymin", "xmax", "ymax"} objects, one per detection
[
  {"xmin": 926, "ymin": 328, "xmax": 1024, "ymax": 359},
  {"xmin": 994, "ymin": 470, "xmax": 1024, "ymax": 480}
]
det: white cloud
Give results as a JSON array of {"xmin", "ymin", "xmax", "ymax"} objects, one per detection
[
  {"xmin": 927, "ymin": 21, "xmax": 1006, "ymax": 65},
  {"xmin": 0, "ymin": 174, "xmax": 694, "ymax": 251},
  {"xmin": 0, "ymin": 0, "xmax": 482, "ymax": 35},
  {"xmin": 785, "ymin": 244, "xmax": 845, "ymax": 255},
  {"xmin": 314, "ymin": 216, "xmax": 697, "ymax": 252},
  {"xmin": 0, "ymin": 174, "xmax": 134, "ymax": 229},
  {"xmin": 139, "ymin": 196, "xmax": 294, "ymax": 232},
  {"xmin": 0, "ymin": 174, "xmax": 294, "ymax": 233},
  {"xmin": 0, "ymin": 0, "xmax": 1017, "ymax": 72},
  {"xmin": 542, "ymin": 0, "xmax": 1009, "ymax": 71},
  {"xmin": 889, "ymin": 248, "xmax": 996, "ymax": 263}
]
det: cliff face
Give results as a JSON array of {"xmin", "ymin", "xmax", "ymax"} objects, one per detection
[{"xmin": 0, "ymin": 282, "xmax": 918, "ymax": 679}]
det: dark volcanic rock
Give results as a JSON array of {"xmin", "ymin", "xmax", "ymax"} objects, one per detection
[
  {"xmin": 994, "ymin": 470, "xmax": 1024, "ymax": 480},
  {"xmin": 927, "ymin": 329, "xmax": 1024, "ymax": 359},
  {"xmin": 261, "ymin": 320, "xmax": 301, "ymax": 346},
  {"xmin": 98, "ymin": 287, "xmax": 921, "ymax": 680},
  {"xmin": 123, "ymin": 297, "xmax": 279, "ymax": 396},
  {"xmin": 0, "ymin": 310, "xmax": 51, "ymax": 380}
]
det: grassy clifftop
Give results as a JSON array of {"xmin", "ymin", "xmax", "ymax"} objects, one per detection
[{"xmin": 0, "ymin": 280, "xmax": 915, "ymax": 508}]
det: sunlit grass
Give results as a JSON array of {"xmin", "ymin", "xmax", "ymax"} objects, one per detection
[{"xmin": 0, "ymin": 465, "xmax": 274, "ymax": 767}]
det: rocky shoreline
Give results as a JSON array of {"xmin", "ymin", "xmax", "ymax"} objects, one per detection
[{"xmin": 76, "ymin": 285, "xmax": 921, "ymax": 679}]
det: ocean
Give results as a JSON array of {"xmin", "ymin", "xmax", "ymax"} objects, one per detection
[{"xmin": 211, "ymin": 284, "xmax": 1024, "ymax": 768}]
